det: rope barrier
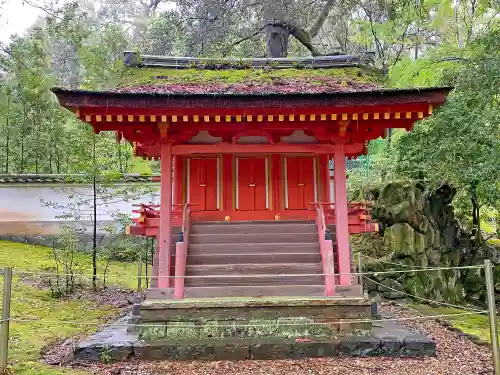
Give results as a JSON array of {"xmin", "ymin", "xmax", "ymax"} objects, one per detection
[
  {"xmin": 8, "ymin": 310, "xmax": 488, "ymax": 328},
  {"xmin": 7, "ymin": 265, "xmax": 485, "ymax": 279},
  {"xmin": 363, "ymin": 276, "xmax": 485, "ymax": 312}
]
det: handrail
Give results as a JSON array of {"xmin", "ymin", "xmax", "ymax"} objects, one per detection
[
  {"xmin": 314, "ymin": 203, "xmax": 335, "ymax": 296},
  {"xmin": 174, "ymin": 203, "xmax": 193, "ymax": 299}
]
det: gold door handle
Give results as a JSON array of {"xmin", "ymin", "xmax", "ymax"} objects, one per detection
[
  {"xmin": 248, "ymin": 183, "xmax": 256, "ymax": 187},
  {"xmin": 200, "ymin": 184, "xmax": 206, "ymax": 187},
  {"xmin": 297, "ymin": 183, "xmax": 305, "ymax": 187}
]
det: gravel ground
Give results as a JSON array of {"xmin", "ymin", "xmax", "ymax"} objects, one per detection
[{"xmin": 87, "ymin": 303, "xmax": 494, "ymax": 375}]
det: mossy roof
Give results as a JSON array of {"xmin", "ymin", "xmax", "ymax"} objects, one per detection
[{"xmin": 115, "ymin": 66, "xmax": 384, "ymax": 95}]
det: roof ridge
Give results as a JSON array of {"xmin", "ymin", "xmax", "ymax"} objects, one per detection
[{"xmin": 123, "ymin": 51, "xmax": 375, "ymax": 70}]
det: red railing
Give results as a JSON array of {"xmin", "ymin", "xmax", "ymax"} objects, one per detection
[
  {"xmin": 313, "ymin": 203, "xmax": 336, "ymax": 296},
  {"xmin": 309, "ymin": 201, "xmax": 377, "ymax": 234},
  {"xmin": 174, "ymin": 203, "xmax": 192, "ymax": 299}
]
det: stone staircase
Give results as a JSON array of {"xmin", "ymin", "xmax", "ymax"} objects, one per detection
[{"xmin": 181, "ymin": 221, "xmax": 326, "ymax": 298}]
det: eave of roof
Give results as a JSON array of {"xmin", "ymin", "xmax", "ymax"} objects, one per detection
[{"xmin": 51, "ymin": 86, "xmax": 454, "ymax": 110}]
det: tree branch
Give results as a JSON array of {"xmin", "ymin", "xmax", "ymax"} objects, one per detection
[
  {"xmin": 308, "ymin": 0, "xmax": 337, "ymax": 38},
  {"xmin": 225, "ymin": 24, "xmax": 269, "ymax": 52}
]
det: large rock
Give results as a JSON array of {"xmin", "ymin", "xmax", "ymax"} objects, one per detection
[
  {"xmin": 383, "ymin": 223, "xmax": 416, "ymax": 258},
  {"xmin": 364, "ymin": 180, "xmax": 492, "ymax": 305}
]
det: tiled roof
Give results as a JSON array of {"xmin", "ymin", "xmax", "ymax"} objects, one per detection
[{"xmin": 0, "ymin": 174, "xmax": 159, "ymax": 184}]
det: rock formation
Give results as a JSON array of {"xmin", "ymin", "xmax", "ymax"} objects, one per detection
[{"xmin": 354, "ymin": 180, "xmax": 500, "ymax": 305}]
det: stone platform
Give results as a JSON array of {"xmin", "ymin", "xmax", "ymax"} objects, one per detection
[
  {"xmin": 73, "ymin": 296, "xmax": 436, "ymax": 363},
  {"xmin": 74, "ymin": 314, "xmax": 436, "ymax": 362}
]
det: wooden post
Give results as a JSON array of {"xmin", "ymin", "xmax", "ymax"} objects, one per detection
[
  {"xmin": 334, "ymin": 145, "xmax": 351, "ymax": 285},
  {"xmin": 137, "ymin": 256, "xmax": 143, "ymax": 292},
  {"xmin": 485, "ymin": 259, "xmax": 500, "ymax": 374},
  {"xmin": 158, "ymin": 142, "xmax": 173, "ymax": 289},
  {"xmin": 0, "ymin": 267, "xmax": 13, "ymax": 374}
]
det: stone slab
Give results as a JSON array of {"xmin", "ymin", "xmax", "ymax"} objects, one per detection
[
  {"xmin": 140, "ymin": 295, "xmax": 370, "ymax": 322},
  {"xmin": 74, "ymin": 317, "xmax": 138, "ymax": 362}
]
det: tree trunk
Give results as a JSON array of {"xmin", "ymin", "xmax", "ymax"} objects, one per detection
[
  {"xmin": 4, "ymin": 94, "xmax": 10, "ymax": 174},
  {"xmin": 20, "ymin": 103, "xmax": 27, "ymax": 173},
  {"xmin": 266, "ymin": 23, "xmax": 290, "ymax": 57},
  {"xmin": 470, "ymin": 182, "xmax": 481, "ymax": 244}
]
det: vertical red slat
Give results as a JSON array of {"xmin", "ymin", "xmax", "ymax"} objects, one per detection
[{"xmin": 223, "ymin": 155, "xmax": 233, "ymax": 210}]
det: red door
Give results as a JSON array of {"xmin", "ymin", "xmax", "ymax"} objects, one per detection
[
  {"xmin": 189, "ymin": 158, "xmax": 218, "ymax": 211},
  {"xmin": 237, "ymin": 158, "xmax": 267, "ymax": 211},
  {"xmin": 286, "ymin": 156, "xmax": 316, "ymax": 209}
]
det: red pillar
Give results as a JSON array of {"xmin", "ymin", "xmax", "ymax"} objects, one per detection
[
  {"xmin": 334, "ymin": 145, "xmax": 351, "ymax": 285},
  {"xmin": 158, "ymin": 142, "xmax": 173, "ymax": 289}
]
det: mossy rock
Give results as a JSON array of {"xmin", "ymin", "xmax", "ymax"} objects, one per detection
[
  {"xmin": 426, "ymin": 248, "xmax": 441, "ymax": 266},
  {"xmin": 378, "ymin": 278, "xmax": 405, "ymax": 299},
  {"xmin": 404, "ymin": 276, "xmax": 426, "ymax": 298},
  {"xmin": 365, "ymin": 260, "xmax": 389, "ymax": 281},
  {"xmin": 415, "ymin": 253, "xmax": 429, "ymax": 269},
  {"xmin": 442, "ymin": 283, "xmax": 466, "ymax": 304},
  {"xmin": 414, "ymin": 232, "xmax": 426, "ymax": 254},
  {"xmin": 418, "ymin": 270, "xmax": 434, "ymax": 294},
  {"xmin": 383, "ymin": 223, "xmax": 416, "ymax": 258},
  {"xmin": 393, "ymin": 257, "xmax": 416, "ymax": 277},
  {"xmin": 442, "ymin": 250, "xmax": 462, "ymax": 267},
  {"xmin": 390, "ymin": 201, "xmax": 413, "ymax": 223},
  {"xmin": 425, "ymin": 226, "xmax": 436, "ymax": 248},
  {"xmin": 463, "ymin": 273, "xmax": 484, "ymax": 293}
]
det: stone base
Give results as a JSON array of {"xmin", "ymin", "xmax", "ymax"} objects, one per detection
[{"xmin": 74, "ymin": 314, "xmax": 435, "ymax": 363}]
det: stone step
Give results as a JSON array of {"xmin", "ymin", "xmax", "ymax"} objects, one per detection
[
  {"xmin": 185, "ymin": 274, "xmax": 325, "ymax": 287},
  {"xmin": 186, "ymin": 263, "xmax": 322, "ymax": 275},
  {"xmin": 188, "ymin": 242, "xmax": 320, "ymax": 255},
  {"xmin": 189, "ymin": 232, "xmax": 318, "ymax": 244},
  {"xmin": 147, "ymin": 285, "xmax": 326, "ymax": 299},
  {"xmin": 187, "ymin": 252, "xmax": 321, "ymax": 265},
  {"xmin": 190, "ymin": 222, "xmax": 317, "ymax": 235}
]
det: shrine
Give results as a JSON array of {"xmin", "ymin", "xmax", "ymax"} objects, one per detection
[{"xmin": 52, "ymin": 53, "xmax": 451, "ymax": 302}]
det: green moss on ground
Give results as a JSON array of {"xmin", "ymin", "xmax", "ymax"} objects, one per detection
[
  {"xmin": 0, "ymin": 241, "xmax": 137, "ymax": 374},
  {"xmin": 119, "ymin": 66, "xmax": 384, "ymax": 88},
  {"xmin": 409, "ymin": 304, "xmax": 495, "ymax": 343}
]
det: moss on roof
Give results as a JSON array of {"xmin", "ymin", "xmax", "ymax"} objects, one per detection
[{"xmin": 116, "ymin": 66, "xmax": 384, "ymax": 95}]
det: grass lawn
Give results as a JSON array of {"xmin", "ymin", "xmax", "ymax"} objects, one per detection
[
  {"xmin": 409, "ymin": 303, "xmax": 496, "ymax": 343},
  {"xmin": 0, "ymin": 241, "xmax": 138, "ymax": 375}
]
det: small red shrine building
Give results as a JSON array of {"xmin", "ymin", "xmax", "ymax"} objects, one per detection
[{"xmin": 52, "ymin": 53, "xmax": 451, "ymax": 299}]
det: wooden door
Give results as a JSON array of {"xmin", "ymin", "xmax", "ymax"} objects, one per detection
[
  {"xmin": 286, "ymin": 156, "xmax": 316, "ymax": 209},
  {"xmin": 237, "ymin": 158, "xmax": 267, "ymax": 211},
  {"xmin": 188, "ymin": 158, "xmax": 218, "ymax": 211}
]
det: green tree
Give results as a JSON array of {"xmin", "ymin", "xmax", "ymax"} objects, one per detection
[{"xmin": 390, "ymin": 24, "xmax": 500, "ymax": 242}]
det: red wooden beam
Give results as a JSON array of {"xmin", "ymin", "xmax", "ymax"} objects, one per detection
[{"xmin": 169, "ymin": 143, "xmax": 365, "ymax": 155}]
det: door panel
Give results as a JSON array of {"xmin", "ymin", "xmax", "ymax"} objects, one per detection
[
  {"xmin": 238, "ymin": 158, "xmax": 267, "ymax": 211},
  {"xmin": 189, "ymin": 158, "xmax": 218, "ymax": 211},
  {"xmin": 286, "ymin": 157, "xmax": 315, "ymax": 210}
]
